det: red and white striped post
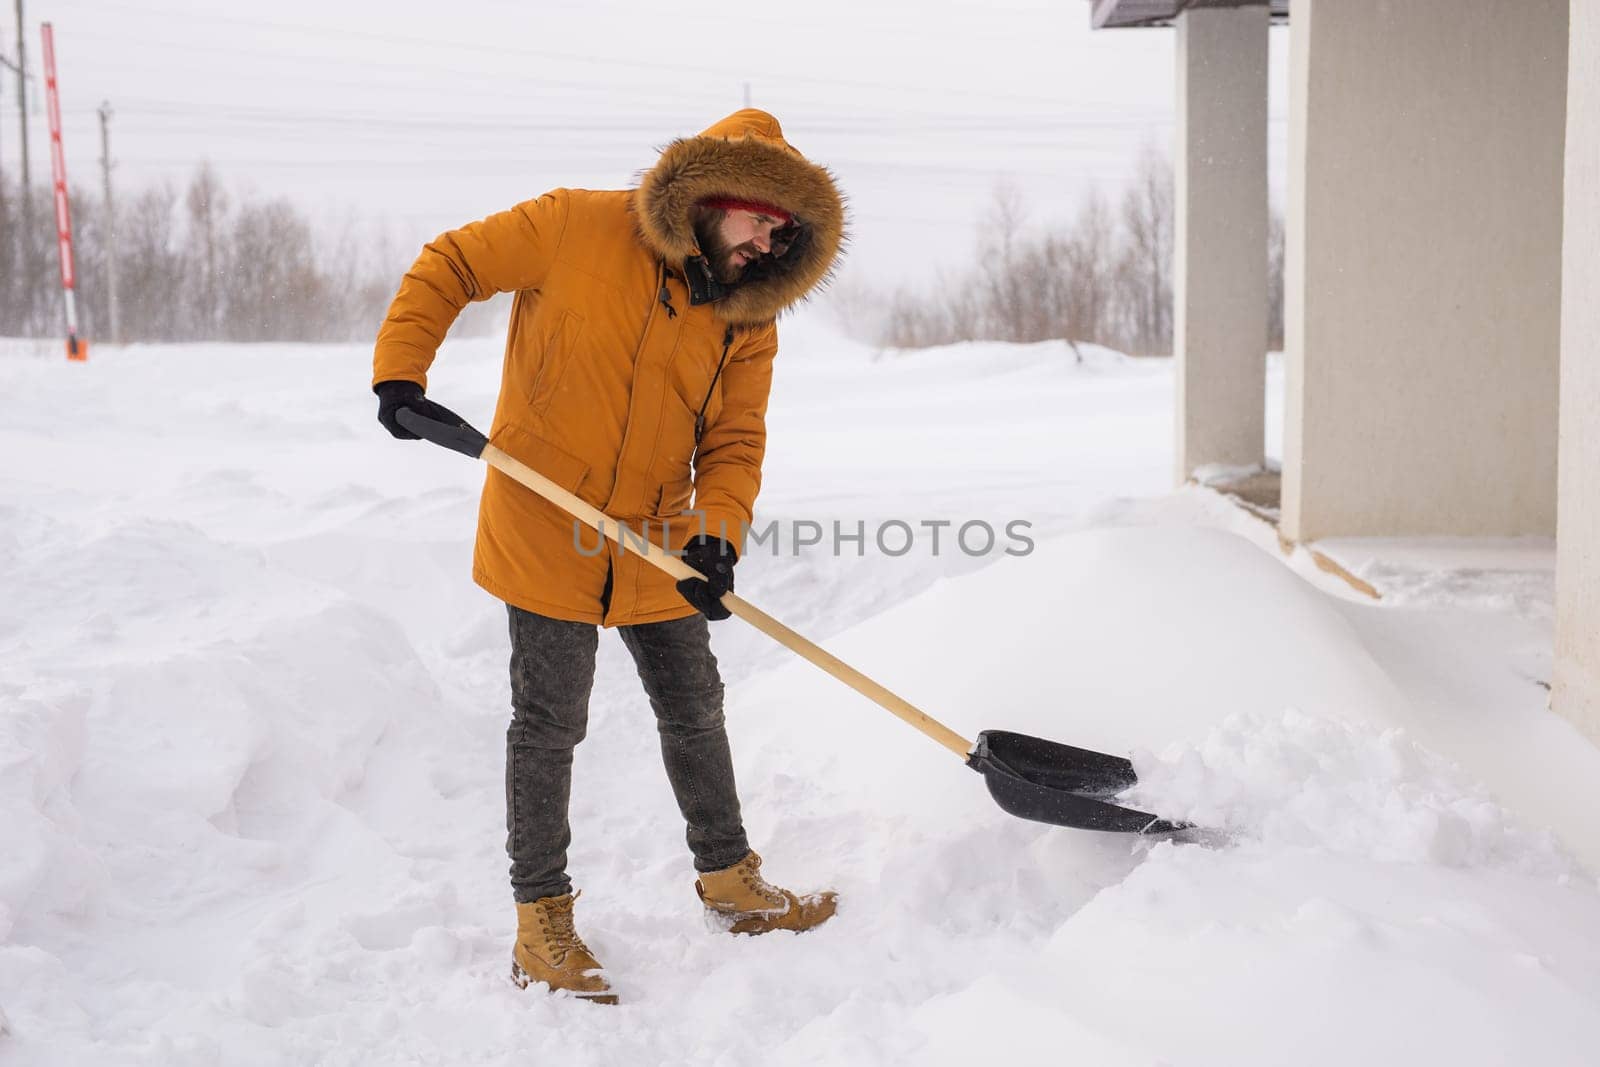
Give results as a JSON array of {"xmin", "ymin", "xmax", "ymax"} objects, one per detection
[{"xmin": 42, "ymin": 22, "xmax": 86, "ymax": 362}]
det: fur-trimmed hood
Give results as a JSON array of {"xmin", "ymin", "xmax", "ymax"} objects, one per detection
[{"xmin": 634, "ymin": 109, "xmax": 846, "ymax": 327}]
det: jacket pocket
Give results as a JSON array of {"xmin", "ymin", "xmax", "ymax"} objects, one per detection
[
  {"xmin": 492, "ymin": 421, "xmax": 591, "ymax": 496},
  {"xmin": 527, "ymin": 308, "xmax": 586, "ymax": 415},
  {"xmin": 653, "ymin": 476, "xmax": 695, "ymax": 520}
]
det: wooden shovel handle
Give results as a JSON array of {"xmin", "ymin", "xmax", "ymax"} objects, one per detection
[
  {"xmin": 482, "ymin": 443, "xmax": 976, "ymax": 761},
  {"xmin": 717, "ymin": 591, "xmax": 975, "ymax": 759}
]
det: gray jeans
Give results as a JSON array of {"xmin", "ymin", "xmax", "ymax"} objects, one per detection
[{"xmin": 505, "ymin": 603, "xmax": 750, "ymax": 903}]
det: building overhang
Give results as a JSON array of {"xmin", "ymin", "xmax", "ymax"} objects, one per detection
[{"xmin": 1091, "ymin": 0, "xmax": 1288, "ymax": 30}]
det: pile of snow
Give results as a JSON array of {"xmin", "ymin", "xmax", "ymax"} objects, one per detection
[
  {"xmin": 2, "ymin": 322, "xmax": 1598, "ymax": 1065},
  {"xmin": 1131, "ymin": 710, "xmax": 1574, "ymax": 871}
]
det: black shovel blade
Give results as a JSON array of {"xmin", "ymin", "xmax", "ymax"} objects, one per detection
[{"xmin": 967, "ymin": 730, "xmax": 1184, "ymax": 835}]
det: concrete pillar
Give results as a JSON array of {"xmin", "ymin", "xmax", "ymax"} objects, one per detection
[
  {"xmin": 1174, "ymin": 4, "xmax": 1269, "ymax": 484},
  {"xmin": 1555, "ymin": 0, "xmax": 1600, "ymax": 745},
  {"xmin": 1282, "ymin": 0, "xmax": 1567, "ymax": 541}
]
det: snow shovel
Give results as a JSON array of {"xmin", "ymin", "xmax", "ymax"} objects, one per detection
[{"xmin": 397, "ymin": 408, "xmax": 1183, "ymax": 835}]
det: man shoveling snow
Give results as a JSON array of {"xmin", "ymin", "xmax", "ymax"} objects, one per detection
[{"xmin": 370, "ymin": 109, "xmax": 847, "ymax": 1005}]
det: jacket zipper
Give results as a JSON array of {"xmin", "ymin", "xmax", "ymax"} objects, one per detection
[
  {"xmin": 693, "ymin": 325, "xmax": 736, "ymax": 453},
  {"xmin": 634, "ymin": 260, "xmax": 667, "ymax": 364}
]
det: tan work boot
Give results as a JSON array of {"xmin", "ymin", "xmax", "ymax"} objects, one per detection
[
  {"xmin": 695, "ymin": 851, "xmax": 838, "ymax": 935},
  {"xmin": 511, "ymin": 892, "xmax": 618, "ymax": 1005}
]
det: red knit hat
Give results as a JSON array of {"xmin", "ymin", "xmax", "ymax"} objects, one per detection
[{"xmin": 699, "ymin": 196, "xmax": 794, "ymax": 224}]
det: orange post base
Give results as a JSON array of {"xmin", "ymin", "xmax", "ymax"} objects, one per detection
[{"xmin": 67, "ymin": 336, "xmax": 88, "ymax": 361}]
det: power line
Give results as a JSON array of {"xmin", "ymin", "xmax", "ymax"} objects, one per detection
[
  {"xmin": 58, "ymin": 29, "xmax": 709, "ymax": 98},
  {"xmin": 7, "ymin": 101, "xmax": 1180, "ymax": 133},
  {"xmin": 99, "ymin": 155, "xmax": 1154, "ymax": 185},
  {"xmin": 60, "ymin": 3, "xmax": 1129, "ymax": 112},
  {"xmin": 41, "ymin": 50, "xmax": 1169, "ymax": 134},
  {"xmin": 39, "ymin": 40, "xmax": 1170, "ymax": 127}
]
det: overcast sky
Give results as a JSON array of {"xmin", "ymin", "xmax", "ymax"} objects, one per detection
[{"xmin": 4, "ymin": 0, "xmax": 1287, "ymax": 290}]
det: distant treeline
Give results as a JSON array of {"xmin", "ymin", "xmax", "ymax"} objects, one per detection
[
  {"xmin": 5, "ymin": 155, "xmax": 1284, "ymax": 355},
  {"xmin": 0, "ymin": 164, "xmax": 436, "ymax": 345},
  {"xmin": 839, "ymin": 150, "xmax": 1286, "ymax": 356}
]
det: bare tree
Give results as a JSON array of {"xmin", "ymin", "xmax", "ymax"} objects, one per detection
[
  {"xmin": 118, "ymin": 183, "xmax": 187, "ymax": 341},
  {"xmin": 67, "ymin": 184, "xmax": 107, "ymax": 339},
  {"xmin": 0, "ymin": 178, "xmax": 14, "ymax": 334},
  {"xmin": 224, "ymin": 199, "xmax": 319, "ymax": 341},
  {"xmin": 874, "ymin": 161, "xmax": 1172, "ymax": 357},
  {"xmin": 882, "ymin": 286, "xmax": 943, "ymax": 350},
  {"xmin": 977, "ymin": 181, "xmax": 1029, "ymax": 342},
  {"xmin": 1062, "ymin": 192, "xmax": 1115, "ymax": 347},
  {"xmin": 1116, "ymin": 145, "xmax": 1174, "ymax": 354},
  {"xmin": 1, "ymin": 163, "xmax": 397, "ymax": 345},
  {"xmin": 185, "ymin": 163, "xmax": 229, "ymax": 339},
  {"xmin": 0, "ymin": 176, "xmax": 59, "ymax": 336}
]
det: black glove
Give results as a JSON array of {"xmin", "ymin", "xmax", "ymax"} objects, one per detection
[
  {"xmin": 675, "ymin": 535, "xmax": 737, "ymax": 621},
  {"xmin": 374, "ymin": 380, "xmax": 469, "ymax": 440}
]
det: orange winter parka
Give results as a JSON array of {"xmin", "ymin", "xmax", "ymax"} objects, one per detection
[{"xmin": 372, "ymin": 110, "xmax": 845, "ymax": 626}]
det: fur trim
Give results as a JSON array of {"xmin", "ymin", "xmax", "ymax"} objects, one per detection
[{"xmin": 634, "ymin": 110, "xmax": 846, "ymax": 327}]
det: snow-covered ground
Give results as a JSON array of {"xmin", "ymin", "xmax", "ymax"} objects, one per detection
[{"xmin": 3, "ymin": 316, "xmax": 1598, "ymax": 1066}]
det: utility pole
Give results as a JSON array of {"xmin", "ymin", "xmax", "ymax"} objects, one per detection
[
  {"xmin": 98, "ymin": 100, "xmax": 118, "ymax": 344},
  {"xmin": 0, "ymin": 27, "xmax": 17, "ymax": 330},
  {"xmin": 0, "ymin": 27, "xmax": 21, "ymax": 187},
  {"xmin": 12, "ymin": 0, "xmax": 31, "ymax": 317},
  {"xmin": 14, "ymin": 0, "xmax": 28, "ymax": 222},
  {"xmin": 1, "ymin": 30, "xmax": 7, "ymax": 179},
  {"xmin": 1, "ymin": 29, "xmax": 10, "ymax": 225}
]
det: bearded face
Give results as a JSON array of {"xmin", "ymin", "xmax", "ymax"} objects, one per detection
[
  {"xmin": 693, "ymin": 212, "xmax": 761, "ymax": 285},
  {"xmin": 692, "ymin": 207, "xmax": 803, "ymax": 286}
]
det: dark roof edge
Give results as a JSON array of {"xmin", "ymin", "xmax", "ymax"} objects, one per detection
[{"xmin": 1091, "ymin": 0, "xmax": 1289, "ymax": 30}]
